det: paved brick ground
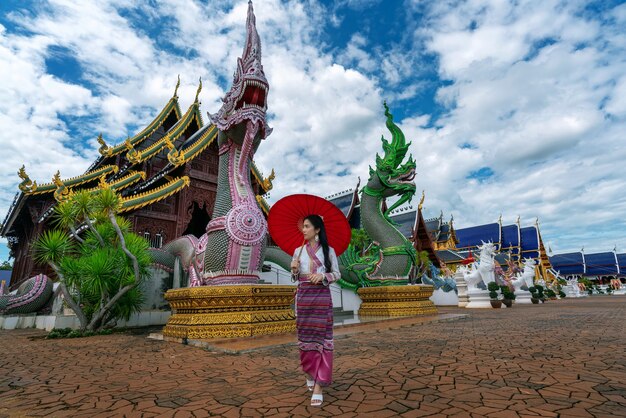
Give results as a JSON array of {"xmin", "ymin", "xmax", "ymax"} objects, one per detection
[{"xmin": 1, "ymin": 296, "xmax": 625, "ymax": 417}]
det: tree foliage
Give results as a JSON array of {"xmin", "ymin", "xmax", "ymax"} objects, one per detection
[
  {"xmin": 32, "ymin": 189, "xmax": 150, "ymax": 331},
  {"xmin": 0, "ymin": 260, "xmax": 13, "ymax": 270}
]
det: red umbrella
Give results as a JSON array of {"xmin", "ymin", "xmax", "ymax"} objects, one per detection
[{"xmin": 268, "ymin": 194, "xmax": 352, "ymax": 257}]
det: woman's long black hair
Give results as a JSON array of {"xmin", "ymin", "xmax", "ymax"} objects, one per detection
[{"xmin": 305, "ymin": 214, "xmax": 332, "ymax": 273}]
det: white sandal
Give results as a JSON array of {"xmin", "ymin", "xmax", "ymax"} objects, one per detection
[
  {"xmin": 306, "ymin": 378, "xmax": 315, "ymax": 391},
  {"xmin": 311, "ymin": 393, "xmax": 323, "ymax": 407}
]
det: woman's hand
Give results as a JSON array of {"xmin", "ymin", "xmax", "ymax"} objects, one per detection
[
  {"xmin": 290, "ymin": 259, "xmax": 300, "ymax": 274},
  {"xmin": 309, "ymin": 273, "xmax": 324, "ymax": 284}
]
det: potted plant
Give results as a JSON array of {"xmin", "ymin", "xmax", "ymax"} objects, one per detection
[
  {"xmin": 488, "ymin": 282, "xmax": 502, "ymax": 308},
  {"xmin": 545, "ymin": 288, "xmax": 557, "ymax": 300},
  {"xmin": 528, "ymin": 286, "xmax": 539, "ymax": 304},
  {"xmin": 535, "ymin": 284, "xmax": 546, "ymax": 302},
  {"xmin": 500, "ymin": 285, "xmax": 515, "ymax": 307}
]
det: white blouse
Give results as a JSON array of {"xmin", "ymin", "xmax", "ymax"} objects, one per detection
[{"xmin": 292, "ymin": 244, "xmax": 341, "ymax": 285}]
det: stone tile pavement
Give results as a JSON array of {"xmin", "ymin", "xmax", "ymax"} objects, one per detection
[{"xmin": 1, "ymin": 296, "xmax": 625, "ymax": 417}]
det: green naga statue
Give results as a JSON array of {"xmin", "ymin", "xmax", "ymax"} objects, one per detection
[
  {"xmin": 263, "ymin": 103, "xmax": 418, "ymax": 290},
  {"xmin": 337, "ymin": 103, "xmax": 417, "ymax": 290}
]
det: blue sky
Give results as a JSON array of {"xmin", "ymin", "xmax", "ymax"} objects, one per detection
[{"xmin": 1, "ymin": 0, "xmax": 626, "ymax": 265}]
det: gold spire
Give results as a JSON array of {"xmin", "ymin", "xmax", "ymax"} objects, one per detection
[
  {"xmin": 418, "ymin": 190, "xmax": 425, "ymax": 211},
  {"xmin": 174, "ymin": 74, "xmax": 181, "ymax": 97},
  {"xmin": 195, "ymin": 77, "xmax": 202, "ymax": 103}
]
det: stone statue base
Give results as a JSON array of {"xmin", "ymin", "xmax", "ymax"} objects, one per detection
[
  {"xmin": 454, "ymin": 271, "xmax": 469, "ymax": 308},
  {"xmin": 357, "ymin": 285, "xmax": 437, "ymax": 317},
  {"xmin": 465, "ymin": 289, "xmax": 494, "ymax": 308},
  {"xmin": 515, "ymin": 290, "xmax": 533, "ymax": 304},
  {"xmin": 162, "ymin": 285, "xmax": 296, "ymax": 340}
]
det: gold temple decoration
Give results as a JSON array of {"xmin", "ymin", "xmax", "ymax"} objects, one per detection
[
  {"xmin": 162, "ymin": 285, "xmax": 296, "ymax": 340},
  {"xmin": 357, "ymin": 285, "xmax": 437, "ymax": 317},
  {"xmin": 17, "ymin": 165, "xmax": 37, "ymax": 193},
  {"xmin": 98, "ymin": 174, "xmax": 110, "ymax": 190},
  {"xmin": 194, "ymin": 77, "xmax": 202, "ymax": 103},
  {"xmin": 418, "ymin": 190, "xmax": 425, "ymax": 211},
  {"xmin": 97, "ymin": 133, "xmax": 112, "ymax": 156},
  {"xmin": 125, "ymin": 137, "xmax": 140, "ymax": 164},
  {"xmin": 261, "ymin": 169, "xmax": 275, "ymax": 191},
  {"xmin": 52, "ymin": 171, "xmax": 72, "ymax": 202},
  {"xmin": 174, "ymin": 74, "xmax": 181, "ymax": 97}
]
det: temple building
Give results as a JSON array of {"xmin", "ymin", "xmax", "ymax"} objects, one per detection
[
  {"xmin": 550, "ymin": 250, "xmax": 626, "ymax": 282},
  {"xmin": 451, "ymin": 217, "xmax": 555, "ymax": 281},
  {"xmin": 0, "ymin": 80, "xmax": 273, "ymax": 290}
]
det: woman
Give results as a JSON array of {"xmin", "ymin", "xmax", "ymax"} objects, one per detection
[{"xmin": 290, "ymin": 214, "xmax": 340, "ymax": 407}]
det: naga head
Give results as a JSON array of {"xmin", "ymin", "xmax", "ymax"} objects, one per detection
[
  {"xmin": 367, "ymin": 102, "xmax": 416, "ymax": 214},
  {"xmin": 209, "ymin": 1, "xmax": 271, "ymax": 145}
]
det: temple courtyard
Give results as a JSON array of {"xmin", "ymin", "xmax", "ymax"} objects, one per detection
[{"xmin": 1, "ymin": 296, "xmax": 625, "ymax": 417}]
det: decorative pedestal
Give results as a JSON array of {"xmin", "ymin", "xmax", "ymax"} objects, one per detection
[
  {"xmin": 455, "ymin": 271, "xmax": 469, "ymax": 308},
  {"xmin": 357, "ymin": 285, "xmax": 437, "ymax": 317},
  {"xmin": 162, "ymin": 285, "xmax": 296, "ymax": 340},
  {"xmin": 465, "ymin": 289, "xmax": 493, "ymax": 309},
  {"xmin": 515, "ymin": 290, "xmax": 533, "ymax": 304},
  {"xmin": 430, "ymin": 289, "xmax": 459, "ymax": 306}
]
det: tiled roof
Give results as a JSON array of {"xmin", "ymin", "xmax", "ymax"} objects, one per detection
[{"xmin": 455, "ymin": 223, "xmax": 500, "ymax": 249}]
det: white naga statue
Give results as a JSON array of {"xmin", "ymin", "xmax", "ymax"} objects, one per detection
[
  {"xmin": 461, "ymin": 241, "xmax": 497, "ymax": 291},
  {"xmin": 511, "ymin": 258, "xmax": 536, "ymax": 291}
]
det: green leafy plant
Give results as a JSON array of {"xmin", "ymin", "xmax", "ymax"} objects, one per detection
[
  {"xmin": 33, "ymin": 189, "xmax": 150, "ymax": 332},
  {"xmin": 487, "ymin": 281, "xmax": 500, "ymax": 300},
  {"xmin": 500, "ymin": 285, "xmax": 516, "ymax": 301}
]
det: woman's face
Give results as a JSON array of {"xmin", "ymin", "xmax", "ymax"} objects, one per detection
[{"xmin": 302, "ymin": 219, "xmax": 320, "ymax": 242}]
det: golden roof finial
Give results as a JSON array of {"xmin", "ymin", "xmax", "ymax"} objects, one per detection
[
  {"xmin": 195, "ymin": 77, "xmax": 202, "ymax": 103},
  {"xmin": 262, "ymin": 168, "xmax": 275, "ymax": 191},
  {"xmin": 18, "ymin": 165, "xmax": 28, "ymax": 181},
  {"xmin": 98, "ymin": 174, "xmax": 110, "ymax": 190},
  {"xmin": 52, "ymin": 171, "xmax": 63, "ymax": 187},
  {"xmin": 124, "ymin": 137, "xmax": 134, "ymax": 152},
  {"xmin": 97, "ymin": 133, "xmax": 111, "ymax": 156},
  {"xmin": 174, "ymin": 74, "xmax": 181, "ymax": 97},
  {"xmin": 418, "ymin": 190, "xmax": 425, "ymax": 211},
  {"xmin": 17, "ymin": 165, "xmax": 38, "ymax": 193}
]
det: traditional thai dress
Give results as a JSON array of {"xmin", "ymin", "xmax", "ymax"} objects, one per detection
[{"xmin": 293, "ymin": 242, "xmax": 341, "ymax": 386}]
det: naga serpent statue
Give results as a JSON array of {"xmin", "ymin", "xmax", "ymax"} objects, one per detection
[
  {"xmin": 336, "ymin": 103, "xmax": 417, "ymax": 290},
  {"xmin": 161, "ymin": 1, "xmax": 271, "ymax": 286}
]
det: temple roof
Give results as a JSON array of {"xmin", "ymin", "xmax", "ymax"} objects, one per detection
[
  {"xmin": 584, "ymin": 252, "xmax": 618, "ymax": 276},
  {"xmin": 520, "ymin": 226, "xmax": 539, "ymax": 259},
  {"xmin": 617, "ymin": 253, "xmax": 626, "ymax": 272},
  {"xmin": 389, "ymin": 210, "xmax": 417, "ymax": 238},
  {"xmin": 22, "ymin": 165, "xmax": 119, "ymax": 196},
  {"xmin": 455, "ymin": 223, "xmax": 501, "ymax": 250},
  {"xmin": 436, "ymin": 249, "xmax": 465, "ymax": 262},
  {"xmin": 549, "ymin": 252, "xmax": 585, "ymax": 275},
  {"xmin": 501, "ymin": 224, "xmax": 520, "ymax": 254},
  {"xmin": 99, "ymin": 94, "xmax": 182, "ymax": 158},
  {"xmin": 119, "ymin": 176, "xmax": 190, "ymax": 213},
  {"xmin": 126, "ymin": 100, "xmax": 203, "ymax": 165}
]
